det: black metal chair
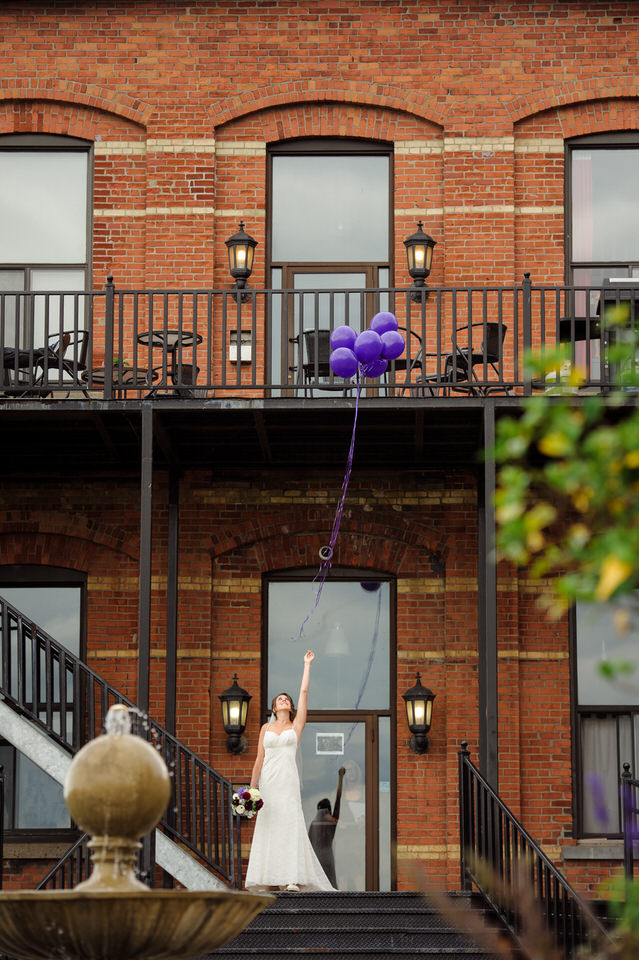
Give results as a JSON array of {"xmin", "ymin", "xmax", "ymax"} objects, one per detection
[
  {"xmin": 32, "ymin": 331, "xmax": 90, "ymax": 397},
  {"xmin": 170, "ymin": 360, "xmax": 204, "ymax": 398},
  {"xmin": 1, "ymin": 347, "xmax": 33, "ymax": 395},
  {"xmin": 289, "ymin": 329, "xmax": 353, "ymax": 396}
]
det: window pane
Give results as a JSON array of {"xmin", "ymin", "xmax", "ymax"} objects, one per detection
[
  {"xmin": 268, "ymin": 580, "xmax": 390, "ymax": 710},
  {"xmin": 293, "ymin": 273, "xmax": 367, "ymax": 332},
  {"xmin": 378, "ymin": 716, "xmax": 391, "ymax": 891},
  {"xmin": 301, "ymin": 721, "xmax": 367, "ymax": 891},
  {"xmin": 15, "ymin": 752, "xmax": 69, "ymax": 828},
  {"xmin": 0, "ymin": 152, "xmax": 87, "ymax": 264},
  {"xmin": 0, "ymin": 586, "xmax": 81, "ymax": 655},
  {"xmin": 576, "ymin": 597, "xmax": 639, "ymax": 706},
  {"xmin": 31, "ymin": 269, "xmax": 86, "ymax": 347},
  {"xmin": 572, "ymin": 149, "xmax": 639, "ymax": 263},
  {"xmin": 0, "ymin": 584, "xmax": 81, "ymax": 830},
  {"xmin": 0, "ymin": 271, "xmax": 25, "ymax": 348},
  {"xmin": 581, "ymin": 714, "xmax": 621, "ymax": 833},
  {"xmin": 272, "ymin": 155, "xmax": 389, "ymax": 262}
]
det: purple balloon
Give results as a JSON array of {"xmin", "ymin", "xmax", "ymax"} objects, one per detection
[
  {"xmin": 381, "ymin": 329, "xmax": 405, "ymax": 360},
  {"xmin": 330, "ymin": 325, "xmax": 357, "ymax": 351},
  {"xmin": 361, "ymin": 357, "xmax": 388, "ymax": 378},
  {"xmin": 369, "ymin": 311, "xmax": 398, "ymax": 336},
  {"xmin": 330, "ymin": 347, "xmax": 359, "ymax": 379},
  {"xmin": 354, "ymin": 329, "xmax": 383, "ymax": 363}
]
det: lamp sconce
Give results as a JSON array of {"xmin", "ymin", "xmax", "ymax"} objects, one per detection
[
  {"xmin": 225, "ymin": 221, "xmax": 258, "ymax": 303},
  {"xmin": 219, "ymin": 674, "xmax": 252, "ymax": 754},
  {"xmin": 404, "ymin": 221, "xmax": 436, "ymax": 303},
  {"xmin": 402, "ymin": 672, "xmax": 436, "ymax": 754}
]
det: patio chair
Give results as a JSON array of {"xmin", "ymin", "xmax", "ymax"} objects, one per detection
[
  {"xmin": 32, "ymin": 331, "xmax": 90, "ymax": 397},
  {"xmin": 289, "ymin": 329, "xmax": 353, "ymax": 397}
]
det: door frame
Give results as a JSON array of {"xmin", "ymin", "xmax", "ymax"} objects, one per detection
[{"xmin": 262, "ymin": 568, "xmax": 397, "ymax": 889}]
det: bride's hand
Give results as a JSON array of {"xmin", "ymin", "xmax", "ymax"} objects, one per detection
[{"xmin": 304, "ymin": 649, "xmax": 315, "ymax": 664}]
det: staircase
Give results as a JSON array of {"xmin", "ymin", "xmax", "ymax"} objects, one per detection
[
  {"xmin": 0, "ymin": 594, "xmax": 241, "ymax": 890},
  {"xmin": 212, "ymin": 891, "xmax": 502, "ymax": 960}
]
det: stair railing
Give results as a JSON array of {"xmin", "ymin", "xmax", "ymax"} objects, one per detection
[
  {"xmin": 459, "ymin": 742, "xmax": 611, "ymax": 959},
  {"xmin": 0, "ymin": 595, "xmax": 242, "ymax": 888},
  {"xmin": 621, "ymin": 761, "xmax": 639, "ymax": 881},
  {"xmin": 36, "ymin": 833, "xmax": 91, "ymax": 890}
]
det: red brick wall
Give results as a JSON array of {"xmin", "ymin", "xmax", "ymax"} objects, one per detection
[{"xmin": 2, "ymin": 0, "xmax": 638, "ymax": 895}]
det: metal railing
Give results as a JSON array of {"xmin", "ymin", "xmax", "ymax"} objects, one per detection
[
  {"xmin": 1, "ymin": 275, "xmax": 636, "ymax": 400},
  {"xmin": 35, "ymin": 831, "xmax": 158, "ymax": 890},
  {"xmin": 0, "ymin": 595, "xmax": 243, "ymax": 888},
  {"xmin": 459, "ymin": 742, "xmax": 611, "ymax": 959},
  {"xmin": 621, "ymin": 761, "xmax": 639, "ymax": 881}
]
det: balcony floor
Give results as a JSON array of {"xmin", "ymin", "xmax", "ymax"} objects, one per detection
[{"xmin": 0, "ymin": 395, "xmax": 518, "ymax": 475}]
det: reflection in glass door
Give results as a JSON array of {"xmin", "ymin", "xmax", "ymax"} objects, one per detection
[{"xmin": 267, "ymin": 575, "xmax": 394, "ymax": 890}]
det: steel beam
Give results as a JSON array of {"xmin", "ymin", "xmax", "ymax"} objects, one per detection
[
  {"xmin": 478, "ymin": 403, "xmax": 498, "ymax": 788},
  {"xmin": 138, "ymin": 402, "xmax": 153, "ymax": 716},
  {"xmin": 165, "ymin": 469, "xmax": 179, "ymax": 735}
]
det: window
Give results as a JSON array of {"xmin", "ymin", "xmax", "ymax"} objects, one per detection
[
  {"xmin": 574, "ymin": 595, "xmax": 639, "ymax": 836},
  {"xmin": 0, "ymin": 567, "xmax": 85, "ymax": 835},
  {"xmin": 0, "ymin": 135, "xmax": 91, "ymax": 350},
  {"xmin": 268, "ymin": 139, "xmax": 392, "ymax": 388},
  {"xmin": 568, "ymin": 134, "xmax": 639, "ymax": 293}
]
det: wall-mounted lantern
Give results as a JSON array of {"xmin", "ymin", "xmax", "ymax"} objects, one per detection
[
  {"xmin": 404, "ymin": 221, "xmax": 436, "ymax": 302},
  {"xmin": 219, "ymin": 674, "xmax": 252, "ymax": 754},
  {"xmin": 402, "ymin": 672, "xmax": 436, "ymax": 754},
  {"xmin": 225, "ymin": 222, "xmax": 258, "ymax": 303}
]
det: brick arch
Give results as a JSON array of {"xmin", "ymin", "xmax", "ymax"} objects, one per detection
[
  {"xmin": 0, "ymin": 513, "xmax": 139, "ymax": 563},
  {"xmin": 0, "ymin": 78, "xmax": 152, "ymax": 131},
  {"xmin": 209, "ymin": 79, "xmax": 446, "ymax": 130},
  {"xmin": 507, "ymin": 76, "xmax": 639, "ymax": 123},
  {"xmin": 209, "ymin": 515, "xmax": 449, "ymax": 576}
]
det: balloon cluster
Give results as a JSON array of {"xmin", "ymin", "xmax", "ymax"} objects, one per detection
[{"xmin": 328, "ymin": 312, "xmax": 405, "ymax": 380}]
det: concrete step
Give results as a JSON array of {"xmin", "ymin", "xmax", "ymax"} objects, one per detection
[{"xmin": 211, "ymin": 891, "xmax": 499, "ymax": 960}]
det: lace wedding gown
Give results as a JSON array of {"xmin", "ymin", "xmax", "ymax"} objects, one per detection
[{"xmin": 244, "ymin": 727, "xmax": 334, "ymax": 891}]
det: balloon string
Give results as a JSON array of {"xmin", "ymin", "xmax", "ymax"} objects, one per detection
[{"xmin": 292, "ymin": 372, "xmax": 362, "ymax": 642}]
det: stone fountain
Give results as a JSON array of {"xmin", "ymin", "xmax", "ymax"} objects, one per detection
[{"xmin": 0, "ymin": 704, "xmax": 272, "ymax": 960}]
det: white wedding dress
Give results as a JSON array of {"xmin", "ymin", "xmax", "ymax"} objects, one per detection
[{"xmin": 244, "ymin": 727, "xmax": 334, "ymax": 891}]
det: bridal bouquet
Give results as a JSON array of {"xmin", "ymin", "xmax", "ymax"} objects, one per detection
[{"xmin": 232, "ymin": 786, "xmax": 264, "ymax": 819}]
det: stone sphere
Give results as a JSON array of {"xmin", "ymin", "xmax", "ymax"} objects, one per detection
[{"xmin": 64, "ymin": 730, "xmax": 171, "ymax": 840}]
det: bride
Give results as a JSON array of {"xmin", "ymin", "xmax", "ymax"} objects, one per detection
[{"xmin": 244, "ymin": 650, "xmax": 334, "ymax": 892}]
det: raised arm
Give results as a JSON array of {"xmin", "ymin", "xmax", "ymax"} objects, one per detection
[
  {"xmin": 293, "ymin": 649, "xmax": 314, "ymax": 739},
  {"xmin": 332, "ymin": 766, "xmax": 346, "ymax": 822},
  {"xmin": 249, "ymin": 723, "xmax": 268, "ymax": 789}
]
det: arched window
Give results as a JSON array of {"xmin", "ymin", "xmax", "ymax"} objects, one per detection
[
  {"xmin": 0, "ymin": 134, "xmax": 92, "ymax": 352},
  {"xmin": 0, "ymin": 566, "xmax": 86, "ymax": 836},
  {"xmin": 268, "ymin": 138, "xmax": 392, "ymax": 389}
]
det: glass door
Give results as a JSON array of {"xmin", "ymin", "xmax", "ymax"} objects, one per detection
[{"xmin": 266, "ymin": 574, "xmax": 394, "ymax": 890}]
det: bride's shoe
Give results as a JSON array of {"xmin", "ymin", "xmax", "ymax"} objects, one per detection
[{"xmin": 286, "ymin": 883, "xmax": 300, "ymax": 892}]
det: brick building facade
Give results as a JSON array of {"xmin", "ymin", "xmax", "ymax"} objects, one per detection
[{"xmin": 1, "ymin": 0, "xmax": 638, "ymax": 897}]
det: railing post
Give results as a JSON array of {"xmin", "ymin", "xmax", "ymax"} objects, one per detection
[
  {"xmin": 458, "ymin": 740, "xmax": 472, "ymax": 891},
  {"xmin": 522, "ymin": 272, "xmax": 532, "ymax": 396},
  {"xmin": 104, "ymin": 275, "xmax": 115, "ymax": 401},
  {"xmin": 622, "ymin": 762, "xmax": 634, "ymax": 882}
]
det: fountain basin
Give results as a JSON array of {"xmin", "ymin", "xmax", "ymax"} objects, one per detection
[{"xmin": 0, "ymin": 888, "xmax": 273, "ymax": 960}]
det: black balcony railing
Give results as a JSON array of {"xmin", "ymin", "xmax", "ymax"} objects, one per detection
[
  {"xmin": 1, "ymin": 276, "xmax": 636, "ymax": 401},
  {"xmin": 0, "ymin": 595, "xmax": 243, "ymax": 888},
  {"xmin": 459, "ymin": 742, "xmax": 612, "ymax": 959}
]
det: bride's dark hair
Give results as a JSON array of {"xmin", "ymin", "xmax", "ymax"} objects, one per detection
[{"xmin": 271, "ymin": 692, "xmax": 297, "ymax": 721}]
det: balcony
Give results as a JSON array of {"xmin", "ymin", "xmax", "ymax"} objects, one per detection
[
  {"xmin": 2, "ymin": 276, "xmax": 633, "ymax": 404},
  {"xmin": 0, "ymin": 277, "xmax": 635, "ymax": 473}
]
